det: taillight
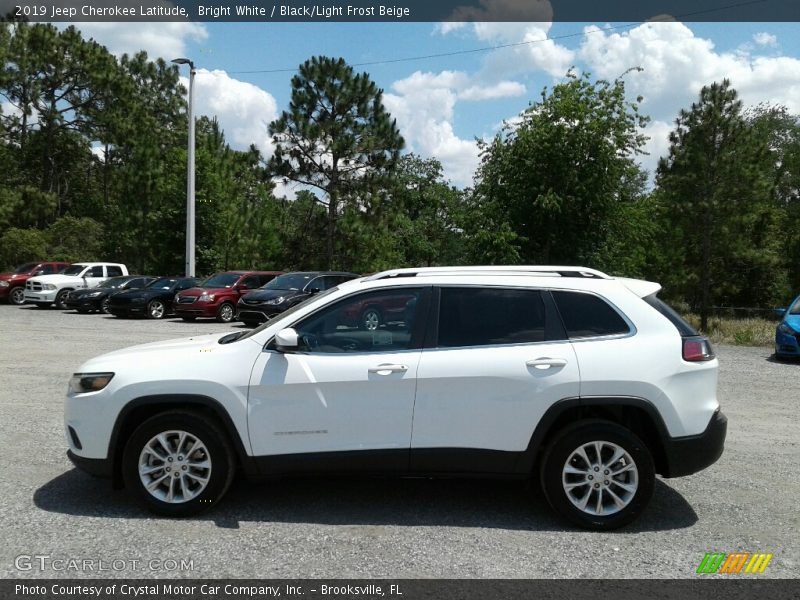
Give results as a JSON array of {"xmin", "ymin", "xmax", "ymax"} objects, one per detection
[{"xmin": 682, "ymin": 336, "xmax": 715, "ymax": 362}]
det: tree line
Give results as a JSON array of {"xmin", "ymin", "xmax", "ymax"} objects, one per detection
[{"xmin": 1, "ymin": 23, "xmax": 799, "ymax": 328}]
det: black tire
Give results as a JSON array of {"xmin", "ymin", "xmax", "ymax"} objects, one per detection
[
  {"xmin": 9, "ymin": 286, "xmax": 25, "ymax": 305},
  {"xmin": 54, "ymin": 289, "xmax": 71, "ymax": 310},
  {"xmin": 122, "ymin": 411, "xmax": 236, "ymax": 517},
  {"xmin": 540, "ymin": 420, "xmax": 655, "ymax": 530},
  {"xmin": 100, "ymin": 298, "xmax": 111, "ymax": 314},
  {"xmin": 360, "ymin": 306, "xmax": 382, "ymax": 331},
  {"xmin": 216, "ymin": 302, "xmax": 235, "ymax": 323},
  {"xmin": 146, "ymin": 299, "xmax": 166, "ymax": 319}
]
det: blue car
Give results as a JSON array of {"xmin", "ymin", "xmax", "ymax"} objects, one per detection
[{"xmin": 775, "ymin": 294, "xmax": 800, "ymax": 359}]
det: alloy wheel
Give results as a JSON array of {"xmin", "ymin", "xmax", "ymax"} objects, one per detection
[
  {"xmin": 9, "ymin": 287, "xmax": 25, "ymax": 305},
  {"xmin": 148, "ymin": 300, "xmax": 165, "ymax": 319},
  {"xmin": 137, "ymin": 430, "xmax": 212, "ymax": 504}
]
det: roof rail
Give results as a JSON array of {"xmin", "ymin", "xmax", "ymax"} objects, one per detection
[{"xmin": 364, "ymin": 266, "xmax": 611, "ymax": 281}]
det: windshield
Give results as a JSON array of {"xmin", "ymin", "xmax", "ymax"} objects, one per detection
[
  {"xmin": 263, "ymin": 273, "xmax": 314, "ymax": 291},
  {"xmin": 98, "ymin": 277, "xmax": 128, "ymax": 289},
  {"xmin": 61, "ymin": 265, "xmax": 87, "ymax": 276},
  {"xmin": 201, "ymin": 273, "xmax": 240, "ymax": 288},
  {"xmin": 234, "ymin": 287, "xmax": 339, "ymax": 342},
  {"xmin": 147, "ymin": 278, "xmax": 178, "ymax": 290},
  {"xmin": 790, "ymin": 297, "xmax": 800, "ymax": 315},
  {"xmin": 14, "ymin": 263, "xmax": 38, "ymax": 274}
]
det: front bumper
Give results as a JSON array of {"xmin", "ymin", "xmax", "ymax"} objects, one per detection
[
  {"xmin": 775, "ymin": 328, "xmax": 800, "ymax": 357},
  {"xmin": 65, "ymin": 297, "xmax": 101, "ymax": 311},
  {"xmin": 660, "ymin": 409, "xmax": 727, "ymax": 478},
  {"xmin": 108, "ymin": 305, "xmax": 146, "ymax": 317},
  {"xmin": 24, "ymin": 290, "xmax": 57, "ymax": 303},
  {"xmin": 67, "ymin": 450, "xmax": 112, "ymax": 478},
  {"xmin": 237, "ymin": 305, "xmax": 284, "ymax": 322},
  {"xmin": 174, "ymin": 304, "xmax": 217, "ymax": 318}
]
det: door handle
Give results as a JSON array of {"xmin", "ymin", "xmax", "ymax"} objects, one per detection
[
  {"xmin": 368, "ymin": 364, "xmax": 409, "ymax": 375},
  {"xmin": 526, "ymin": 357, "xmax": 568, "ymax": 370}
]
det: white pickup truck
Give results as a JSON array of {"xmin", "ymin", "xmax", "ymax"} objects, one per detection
[{"xmin": 25, "ymin": 262, "xmax": 129, "ymax": 309}]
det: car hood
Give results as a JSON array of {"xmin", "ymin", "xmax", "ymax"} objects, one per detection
[
  {"xmin": 243, "ymin": 289, "xmax": 302, "ymax": 302},
  {"xmin": 179, "ymin": 286, "xmax": 232, "ymax": 297},
  {"xmin": 783, "ymin": 315, "xmax": 800, "ymax": 331},
  {"xmin": 28, "ymin": 274, "xmax": 84, "ymax": 285},
  {"xmin": 112, "ymin": 288, "xmax": 165, "ymax": 300},
  {"xmin": 70, "ymin": 287, "xmax": 109, "ymax": 298},
  {"xmin": 0, "ymin": 272, "xmax": 26, "ymax": 281}
]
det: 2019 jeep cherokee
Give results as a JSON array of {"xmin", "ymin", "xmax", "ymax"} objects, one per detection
[{"xmin": 64, "ymin": 266, "xmax": 725, "ymax": 530}]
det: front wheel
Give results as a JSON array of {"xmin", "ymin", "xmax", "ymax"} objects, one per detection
[
  {"xmin": 100, "ymin": 298, "xmax": 111, "ymax": 314},
  {"xmin": 54, "ymin": 289, "xmax": 71, "ymax": 310},
  {"xmin": 360, "ymin": 307, "xmax": 382, "ymax": 331},
  {"xmin": 540, "ymin": 420, "xmax": 654, "ymax": 530},
  {"xmin": 9, "ymin": 287, "xmax": 25, "ymax": 305},
  {"xmin": 216, "ymin": 302, "xmax": 235, "ymax": 323},
  {"xmin": 122, "ymin": 412, "xmax": 235, "ymax": 517},
  {"xmin": 147, "ymin": 299, "xmax": 166, "ymax": 319}
]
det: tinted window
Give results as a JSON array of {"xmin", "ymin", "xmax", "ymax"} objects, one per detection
[
  {"xmin": 62, "ymin": 265, "xmax": 85, "ymax": 276},
  {"xmin": 643, "ymin": 294, "xmax": 697, "ymax": 336},
  {"xmin": 437, "ymin": 288, "xmax": 546, "ymax": 348},
  {"xmin": 259, "ymin": 274, "xmax": 279, "ymax": 286},
  {"xmin": 293, "ymin": 289, "xmax": 423, "ymax": 353},
  {"xmin": 107, "ymin": 266, "xmax": 123, "ymax": 277},
  {"xmin": 201, "ymin": 273, "xmax": 239, "ymax": 288},
  {"xmin": 306, "ymin": 277, "xmax": 327, "ymax": 292},
  {"xmin": 89, "ymin": 266, "xmax": 104, "ymax": 277},
  {"xmin": 148, "ymin": 278, "xmax": 179, "ymax": 290},
  {"xmin": 40, "ymin": 264, "xmax": 56, "ymax": 274},
  {"xmin": 264, "ymin": 273, "xmax": 315, "ymax": 291},
  {"xmin": 240, "ymin": 275, "xmax": 261, "ymax": 289},
  {"xmin": 124, "ymin": 278, "xmax": 143, "ymax": 289},
  {"xmin": 552, "ymin": 291, "xmax": 630, "ymax": 338}
]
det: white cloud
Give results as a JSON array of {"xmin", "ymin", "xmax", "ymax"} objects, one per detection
[
  {"xmin": 459, "ymin": 81, "xmax": 526, "ymax": 101},
  {"xmin": 74, "ymin": 22, "xmax": 208, "ymax": 60},
  {"xmin": 639, "ymin": 120, "xmax": 672, "ymax": 178},
  {"xmin": 384, "ymin": 71, "xmax": 482, "ymax": 187},
  {"xmin": 578, "ymin": 22, "xmax": 800, "ymax": 118},
  {"xmin": 183, "ymin": 69, "xmax": 279, "ymax": 158},
  {"xmin": 753, "ymin": 32, "xmax": 778, "ymax": 47}
]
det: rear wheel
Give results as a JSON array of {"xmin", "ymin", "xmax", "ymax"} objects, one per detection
[
  {"xmin": 540, "ymin": 420, "xmax": 654, "ymax": 530},
  {"xmin": 147, "ymin": 299, "xmax": 166, "ymax": 319},
  {"xmin": 216, "ymin": 302, "xmax": 235, "ymax": 323},
  {"xmin": 9, "ymin": 287, "xmax": 25, "ymax": 305},
  {"xmin": 100, "ymin": 298, "xmax": 111, "ymax": 314},
  {"xmin": 122, "ymin": 411, "xmax": 235, "ymax": 517}
]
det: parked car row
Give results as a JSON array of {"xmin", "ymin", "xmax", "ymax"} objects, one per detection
[{"xmin": 1, "ymin": 261, "xmax": 363, "ymax": 325}]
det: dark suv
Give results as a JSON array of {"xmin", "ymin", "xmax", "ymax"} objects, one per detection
[{"xmin": 236, "ymin": 271, "xmax": 359, "ymax": 326}]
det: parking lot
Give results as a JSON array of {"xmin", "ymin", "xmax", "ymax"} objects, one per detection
[{"xmin": 0, "ymin": 304, "xmax": 798, "ymax": 579}]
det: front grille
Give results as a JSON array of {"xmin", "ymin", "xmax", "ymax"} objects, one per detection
[
  {"xmin": 244, "ymin": 298, "xmax": 263, "ymax": 305},
  {"xmin": 27, "ymin": 281, "xmax": 43, "ymax": 291},
  {"xmin": 179, "ymin": 296, "xmax": 197, "ymax": 304}
]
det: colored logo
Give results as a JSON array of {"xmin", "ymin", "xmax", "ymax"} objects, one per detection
[{"xmin": 697, "ymin": 552, "xmax": 773, "ymax": 574}]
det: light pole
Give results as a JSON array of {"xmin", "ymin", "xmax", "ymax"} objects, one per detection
[{"xmin": 172, "ymin": 57, "xmax": 196, "ymax": 277}]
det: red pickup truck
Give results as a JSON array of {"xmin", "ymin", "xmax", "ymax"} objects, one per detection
[{"xmin": 0, "ymin": 261, "xmax": 70, "ymax": 305}]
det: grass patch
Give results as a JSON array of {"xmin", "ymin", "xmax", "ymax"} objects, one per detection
[{"xmin": 682, "ymin": 314, "xmax": 776, "ymax": 347}]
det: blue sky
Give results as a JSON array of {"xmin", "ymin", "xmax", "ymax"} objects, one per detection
[{"xmin": 70, "ymin": 20, "xmax": 800, "ymax": 191}]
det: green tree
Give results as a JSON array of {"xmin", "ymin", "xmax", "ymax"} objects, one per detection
[
  {"xmin": 268, "ymin": 56, "xmax": 404, "ymax": 269},
  {"xmin": 0, "ymin": 227, "xmax": 48, "ymax": 269},
  {"xmin": 471, "ymin": 70, "xmax": 649, "ymax": 265},
  {"xmin": 656, "ymin": 80, "xmax": 781, "ymax": 329},
  {"xmin": 46, "ymin": 215, "xmax": 105, "ymax": 262}
]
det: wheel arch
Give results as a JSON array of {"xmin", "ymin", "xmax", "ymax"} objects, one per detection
[
  {"xmin": 107, "ymin": 394, "xmax": 258, "ymax": 488},
  {"xmin": 516, "ymin": 396, "xmax": 670, "ymax": 477}
]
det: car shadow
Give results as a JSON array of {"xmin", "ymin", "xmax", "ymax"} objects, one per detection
[
  {"xmin": 766, "ymin": 353, "xmax": 800, "ymax": 364},
  {"xmin": 33, "ymin": 469, "xmax": 697, "ymax": 533}
]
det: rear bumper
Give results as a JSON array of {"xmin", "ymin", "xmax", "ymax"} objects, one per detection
[
  {"xmin": 67, "ymin": 450, "xmax": 112, "ymax": 478},
  {"xmin": 661, "ymin": 409, "xmax": 727, "ymax": 478}
]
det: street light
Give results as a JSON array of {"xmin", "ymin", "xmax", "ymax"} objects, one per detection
[{"xmin": 172, "ymin": 57, "xmax": 196, "ymax": 277}]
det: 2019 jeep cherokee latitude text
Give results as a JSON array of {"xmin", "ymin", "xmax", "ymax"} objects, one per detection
[{"xmin": 64, "ymin": 266, "xmax": 725, "ymax": 529}]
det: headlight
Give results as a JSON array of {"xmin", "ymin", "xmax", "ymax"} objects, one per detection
[
  {"xmin": 198, "ymin": 293, "xmax": 215, "ymax": 302},
  {"xmin": 778, "ymin": 323, "xmax": 795, "ymax": 335},
  {"xmin": 86, "ymin": 291, "xmax": 103, "ymax": 297},
  {"xmin": 69, "ymin": 372, "xmax": 114, "ymax": 394},
  {"xmin": 0, "ymin": 281, "xmax": 8, "ymax": 288},
  {"xmin": 266, "ymin": 296, "xmax": 285, "ymax": 305},
  {"xmin": 44, "ymin": 284, "xmax": 57, "ymax": 291}
]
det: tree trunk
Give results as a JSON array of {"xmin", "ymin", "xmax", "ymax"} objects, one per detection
[
  {"xmin": 700, "ymin": 203, "xmax": 712, "ymax": 332},
  {"xmin": 326, "ymin": 190, "xmax": 337, "ymax": 270}
]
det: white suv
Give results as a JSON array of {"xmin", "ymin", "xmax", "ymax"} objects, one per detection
[
  {"xmin": 64, "ymin": 266, "xmax": 725, "ymax": 529},
  {"xmin": 26, "ymin": 262, "xmax": 129, "ymax": 309}
]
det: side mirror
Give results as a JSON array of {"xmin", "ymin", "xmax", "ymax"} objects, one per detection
[
  {"xmin": 774, "ymin": 308, "xmax": 787, "ymax": 317},
  {"xmin": 308, "ymin": 287, "xmax": 321, "ymax": 295},
  {"xmin": 274, "ymin": 328, "xmax": 299, "ymax": 352},
  {"xmin": 34, "ymin": 270, "xmax": 45, "ymax": 276}
]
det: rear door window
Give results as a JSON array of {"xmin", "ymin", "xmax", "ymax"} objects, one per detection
[
  {"xmin": 437, "ymin": 287, "xmax": 546, "ymax": 348},
  {"xmin": 107, "ymin": 266, "xmax": 123, "ymax": 277},
  {"xmin": 552, "ymin": 291, "xmax": 630, "ymax": 338}
]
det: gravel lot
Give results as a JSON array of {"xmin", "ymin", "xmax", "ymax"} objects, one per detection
[{"xmin": 0, "ymin": 304, "xmax": 797, "ymax": 579}]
